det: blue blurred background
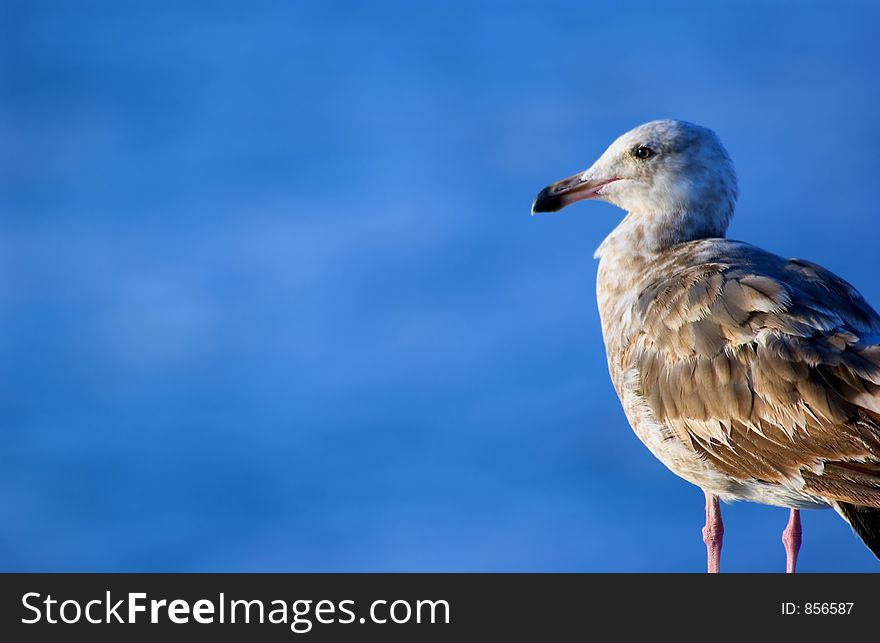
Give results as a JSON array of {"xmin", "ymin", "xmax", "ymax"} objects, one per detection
[{"xmin": 2, "ymin": 0, "xmax": 879, "ymax": 572}]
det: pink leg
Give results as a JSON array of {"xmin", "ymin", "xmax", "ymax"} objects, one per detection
[
  {"xmin": 782, "ymin": 509, "xmax": 801, "ymax": 574},
  {"xmin": 702, "ymin": 491, "xmax": 723, "ymax": 573}
]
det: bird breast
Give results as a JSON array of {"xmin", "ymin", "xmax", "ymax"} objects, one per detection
[{"xmin": 594, "ymin": 239, "xmax": 833, "ymax": 509}]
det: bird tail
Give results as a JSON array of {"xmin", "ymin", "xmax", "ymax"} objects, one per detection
[{"xmin": 835, "ymin": 502, "xmax": 880, "ymax": 559}]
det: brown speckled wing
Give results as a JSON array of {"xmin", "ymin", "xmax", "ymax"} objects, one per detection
[{"xmin": 623, "ymin": 248, "xmax": 880, "ymax": 508}]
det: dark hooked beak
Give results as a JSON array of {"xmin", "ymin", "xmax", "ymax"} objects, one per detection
[{"xmin": 531, "ymin": 174, "xmax": 620, "ymax": 215}]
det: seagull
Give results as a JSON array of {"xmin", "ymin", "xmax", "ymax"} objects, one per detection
[{"xmin": 532, "ymin": 119, "xmax": 880, "ymax": 572}]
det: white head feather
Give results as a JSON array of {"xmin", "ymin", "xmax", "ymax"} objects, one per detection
[{"xmin": 532, "ymin": 120, "xmax": 738, "ymax": 257}]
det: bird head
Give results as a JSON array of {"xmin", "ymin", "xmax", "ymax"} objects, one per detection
[{"xmin": 532, "ymin": 120, "xmax": 738, "ymax": 245}]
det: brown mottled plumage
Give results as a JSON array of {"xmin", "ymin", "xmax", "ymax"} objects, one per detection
[
  {"xmin": 533, "ymin": 119, "xmax": 880, "ymax": 565},
  {"xmin": 621, "ymin": 242, "xmax": 880, "ymax": 505}
]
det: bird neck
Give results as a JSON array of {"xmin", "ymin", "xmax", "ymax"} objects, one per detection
[
  {"xmin": 593, "ymin": 207, "xmax": 730, "ymax": 332},
  {"xmin": 594, "ymin": 207, "xmax": 730, "ymax": 261}
]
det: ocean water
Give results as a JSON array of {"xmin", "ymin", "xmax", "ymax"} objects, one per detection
[{"xmin": 2, "ymin": 0, "xmax": 879, "ymax": 571}]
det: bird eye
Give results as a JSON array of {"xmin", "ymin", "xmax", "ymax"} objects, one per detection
[{"xmin": 634, "ymin": 145, "xmax": 655, "ymax": 160}]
